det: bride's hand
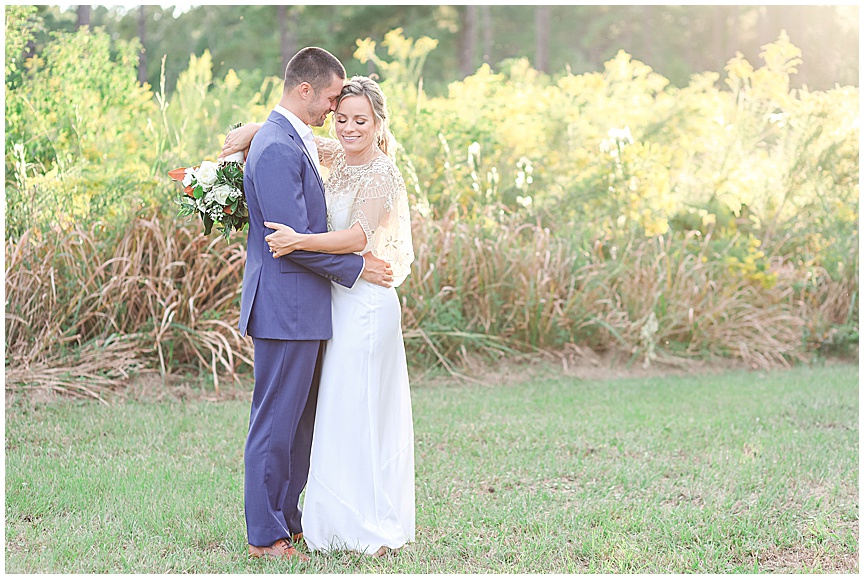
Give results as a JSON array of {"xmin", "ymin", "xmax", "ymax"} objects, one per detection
[
  {"xmin": 219, "ymin": 122, "xmax": 262, "ymax": 160},
  {"xmin": 264, "ymin": 221, "xmax": 303, "ymax": 257}
]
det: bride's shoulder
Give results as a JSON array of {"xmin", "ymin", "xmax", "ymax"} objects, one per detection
[
  {"xmin": 369, "ymin": 155, "xmax": 404, "ymax": 179},
  {"xmin": 362, "ymin": 157, "xmax": 404, "ymax": 192}
]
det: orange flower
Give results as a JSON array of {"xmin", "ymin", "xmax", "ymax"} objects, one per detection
[
  {"xmin": 167, "ymin": 167, "xmax": 188, "ymax": 182},
  {"xmin": 185, "ymin": 185, "xmax": 195, "ymax": 197},
  {"xmin": 224, "ymin": 206, "xmax": 234, "ymax": 215}
]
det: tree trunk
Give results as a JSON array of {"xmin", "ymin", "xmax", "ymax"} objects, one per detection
[
  {"xmin": 76, "ymin": 5, "xmax": 91, "ymax": 29},
  {"xmin": 640, "ymin": 6, "xmax": 653, "ymax": 64},
  {"xmin": 757, "ymin": 5, "xmax": 774, "ymax": 47},
  {"xmin": 481, "ymin": 5, "xmax": 493, "ymax": 64},
  {"xmin": 618, "ymin": 10, "xmax": 632, "ymax": 58},
  {"xmin": 535, "ymin": 6, "xmax": 551, "ymax": 73},
  {"xmin": 137, "ymin": 6, "xmax": 147, "ymax": 84},
  {"xmin": 715, "ymin": 5, "xmax": 729, "ymax": 73},
  {"xmin": 459, "ymin": 5, "xmax": 477, "ymax": 77},
  {"xmin": 279, "ymin": 6, "xmax": 288, "ymax": 74},
  {"xmin": 728, "ymin": 5, "xmax": 740, "ymax": 62},
  {"xmin": 277, "ymin": 7, "xmax": 300, "ymax": 76},
  {"xmin": 23, "ymin": 39, "xmax": 36, "ymax": 63}
]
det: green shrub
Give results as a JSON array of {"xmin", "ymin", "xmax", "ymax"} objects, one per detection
[{"xmin": 5, "ymin": 22, "xmax": 157, "ymax": 235}]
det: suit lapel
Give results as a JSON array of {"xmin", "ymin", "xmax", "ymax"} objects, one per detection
[{"xmin": 267, "ymin": 111, "xmax": 325, "ymax": 192}]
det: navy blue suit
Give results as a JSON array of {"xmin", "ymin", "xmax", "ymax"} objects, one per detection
[{"xmin": 239, "ymin": 110, "xmax": 364, "ymax": 546}]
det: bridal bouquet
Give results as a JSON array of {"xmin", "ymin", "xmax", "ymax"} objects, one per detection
[{"xmin": 168, "ymin": 127, "xmax": 247, "ymax": 240}]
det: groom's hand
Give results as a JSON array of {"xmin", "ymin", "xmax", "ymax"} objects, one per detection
[{"xmin": 361, "ymin": 253, "xmax": 394, "ymax": 288}]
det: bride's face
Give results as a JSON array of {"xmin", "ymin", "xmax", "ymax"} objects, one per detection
[{"xmin": 334, "ymin": 95, "xmax": 377, "ymax": 157}]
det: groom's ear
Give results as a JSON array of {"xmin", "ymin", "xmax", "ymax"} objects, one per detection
[{"xmin": 297, "ymin": 82, "xmax": 313, "ymax": 100}]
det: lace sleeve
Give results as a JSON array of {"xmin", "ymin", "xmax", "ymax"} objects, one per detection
[
  {"xmin": 314, "ymin": 136, "xmax": 341, "ymax": 169},
  {"xmin": 349, "ymin": 159, "xmax": 415, "ymax": 287}
]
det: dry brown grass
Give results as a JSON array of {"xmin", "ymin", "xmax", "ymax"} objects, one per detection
[
  {"xmin": 404, "ymin": 207, "xmax": 856, "ymax": 371},
  {"xmin": 5, "ymin": 217, "xmax": 252, "ymax": 401},
  {"xmin": 5, "ymin": 211, "xmax": 857, "ymax": 400},
  {"xmin": 749, "ymin": 539, "xmax": 859, "ymax": 574}
]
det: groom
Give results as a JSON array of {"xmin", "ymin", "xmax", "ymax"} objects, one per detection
[{"xmin": 238, "ymin": 47, "xmax": 393, "ymax": 560}]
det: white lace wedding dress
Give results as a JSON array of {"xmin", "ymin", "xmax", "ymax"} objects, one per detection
[{"xmin": 301, "ymin": 139, "xmax": 415, "ymax": 555}]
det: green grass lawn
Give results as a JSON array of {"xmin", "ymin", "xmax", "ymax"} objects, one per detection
[{"xmin": 4, "ymin": 363, "xmax": 859, "ymax": 573}]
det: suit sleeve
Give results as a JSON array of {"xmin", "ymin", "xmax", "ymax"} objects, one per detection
[{"xmin": 253, "ymin": 139, "xmax": 363, "ymax": 288}]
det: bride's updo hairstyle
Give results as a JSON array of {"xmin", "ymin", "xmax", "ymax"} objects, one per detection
[{"xmin": 337, "ymin": 76, "xmax": 396, "ymax": 157}]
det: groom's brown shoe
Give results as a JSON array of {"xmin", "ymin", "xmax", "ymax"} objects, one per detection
[
  {"xmin": 248, "ymin": 538, "xmax": 310, "ymax": 561},
  {"xmin": 289, "ymin": 533, "xmax": 307, "ymax": 553}
]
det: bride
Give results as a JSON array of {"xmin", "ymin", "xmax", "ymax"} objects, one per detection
[{"xmin": 225, "ymin": 76, "xmax": 415, "ymax": 556}]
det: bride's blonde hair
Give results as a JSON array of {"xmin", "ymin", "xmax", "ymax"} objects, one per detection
[{"xmin": 337, "ymin": 76, "xmax": 396, "ymax": 157}]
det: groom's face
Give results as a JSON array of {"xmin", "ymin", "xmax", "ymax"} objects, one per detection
[{"xmin": 307, "ymin": 74, "xmax": 345, "ymax": 127}]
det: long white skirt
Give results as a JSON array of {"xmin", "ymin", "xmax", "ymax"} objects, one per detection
[{"xmin": 301, "ymin": 279, "xmax": 415, "ymax": 554}]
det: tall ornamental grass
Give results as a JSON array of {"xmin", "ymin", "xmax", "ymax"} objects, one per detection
[
  {"xmin": 5, "ymin": 210, "xmax": 855, "ymax": 400},
  {"xmin": 5, "ymin": 219, "xmax": 251, "ymax": 400},
  {"xmin": 4, "ymin": 17, "xmax": 858, "ymax": 399}
]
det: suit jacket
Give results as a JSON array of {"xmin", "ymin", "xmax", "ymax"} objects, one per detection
[{"xmin": 239, "ymin": 110, "xmax": 364, "ymax": 340}]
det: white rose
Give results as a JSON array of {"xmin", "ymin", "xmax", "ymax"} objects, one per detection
[
  {"xmin": 211, "ymin": 184, "xmax": 233, "ymax": 206},
  {"xmin": 182, "ymin": 167, "xmax": 194, "ymax": 187},
  {"xmin": 195, "ymin": 161, "xmax": 219, "ymax": 187}
]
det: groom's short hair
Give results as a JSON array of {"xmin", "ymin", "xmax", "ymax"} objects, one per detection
[{"xmin": 283, "ymin": 47, "xmax": 346, "ymax": 94}]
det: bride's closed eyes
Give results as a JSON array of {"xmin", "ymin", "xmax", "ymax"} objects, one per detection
[{"xmin": 335, "ymin": 114, "xmax": 368, "ymax": 125}]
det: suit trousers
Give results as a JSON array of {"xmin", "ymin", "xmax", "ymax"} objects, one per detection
[{"xmin": 244, "ymin": 337, "xmax": 324, "ymax": 546}]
